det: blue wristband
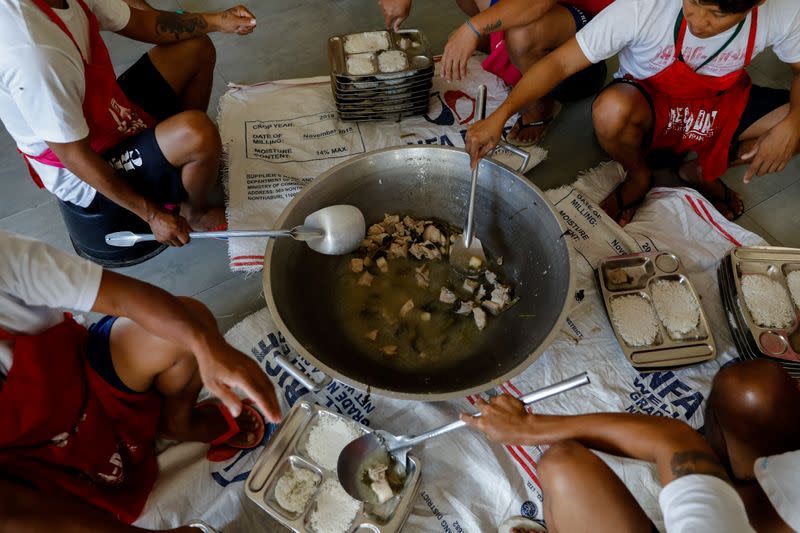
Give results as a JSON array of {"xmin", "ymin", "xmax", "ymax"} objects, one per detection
[{"xmin": 465, "ymin": 19, "xmax": 481, "ymax": 38}]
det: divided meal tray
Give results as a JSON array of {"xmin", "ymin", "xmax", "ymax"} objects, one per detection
[
  {"xmin": 328, "ymin": 30, "xmax": 433, "ymax": 81},
  {"xmin": 245, "ymin": 401, "xmax": 422, "ymax": 533},
  {"xmin": 596, "ymin": 252, "xmax": 716, "ymax": 369},
  {"xmin": 724, "ymin": 247, "xmax": 800, "ymax": 363}
]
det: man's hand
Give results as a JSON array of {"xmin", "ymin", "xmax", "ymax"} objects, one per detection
[
  {"xmin": 213, "ymin": 5, "xmax": 257, "ymax": 35},
  {"xmin": 460, "ymin": 394, "xmax": 533, "ymax": 444},
  {"xmin": 741, "ymin": 118, "xmax": 800, "ymax": 183},
  {"xmin": 194, "ymin": 336, "xmax": 281, "ymax": 422},
  {"xmin": 466, "ymin": 115, "xmax": 505, "ymax": 168},
  {"xmin": 379, "ymin": 0, "xmax": 412, "ymax": 31},
  {"xmin": 442, "ymin": 24, "xmax": 480, "ymax": 82},
  {"xmin": 147, "ymin": 209, "xmax": 192, "ymax": 246}
]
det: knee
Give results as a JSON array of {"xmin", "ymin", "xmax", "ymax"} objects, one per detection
[
  {"xmin": 709, "ymin": 360, "xmax": 792, "ymax": 418},
  {"xmin": 176, "ymin": 110, "xmax": 221, "ymax": 157},
  {"xmin": 539, "ymin": 440, "xmax": 588, "ymax": 494},
  {"xmin": 186, "ymin": 34, "xmax": 216, "ymax": 68},
  {"xmin": 505, "ymin": 24, "xmax": 549, "ymax": 64},
  {"xmin": 592, "ymin": 87, "xmax": 644, "ymax": 141}
]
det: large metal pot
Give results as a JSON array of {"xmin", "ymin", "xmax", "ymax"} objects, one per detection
[{"xmin": 263, "ymin": 146, "xmax": 574, "ymax": 401}]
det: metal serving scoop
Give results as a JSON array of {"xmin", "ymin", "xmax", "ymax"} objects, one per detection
[
  {"xmin": 450, "ymin": 84, "xmax": 489, "ymax": 275},
  {"xmin": 105, "ymin": 204, "xmax": 366, "ymax": 256},
  {"xmin": 337, "ymin": 372, "xmax": 591, "ymax": 502}
]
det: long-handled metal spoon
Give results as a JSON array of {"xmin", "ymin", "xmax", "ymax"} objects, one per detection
[
  {"xmin": 450, "ymin": 84, "xmax": 489, "ymax": 275},
  {"xmin": 105, "ymin": 204, "xmax": 366, "ymax": 256},
  {"xmin": 337, "ymin": 372, "xmax": 591, "ymax": 502}
]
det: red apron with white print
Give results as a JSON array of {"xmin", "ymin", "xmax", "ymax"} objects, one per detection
[
  {"xmin": 18, "ymin": 0, "xmax": 155, "ymax": 188},
  {"xmin": 639, "ymin": 8, "xmax": 758, "ymax": 182},
  {"xmin": 0, "ymin": 317, "xmax": 161, "ymax": 523}
]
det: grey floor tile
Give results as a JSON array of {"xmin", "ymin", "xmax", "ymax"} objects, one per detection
[
  {"xmin": 193, "ymin": 273, "xmax": 266, "ymax": 332},
  {"xmin": 721, "ymin": 156, "xmax": 800, "ymax": 211},
  {"xmin": 114, "ymin": 237, "xmax": 238, "ymax": 295},
  {"xmin": 748, "ymin": 49, "xmax": 793, "ymax": 89},
  {"xmin": 0, "ymin": 199, "xmax": 73, "ymax": 253},
  {"xmin": 746, "ymin": 180, "xmax": 800, "ymax": 247},
  {"xmin": 735, "ymin": 213, "xmax": 780, "ymax": 245},
  {"xmin": 0, "ymin": 130, "xmax": 52, "ymax": 220}
]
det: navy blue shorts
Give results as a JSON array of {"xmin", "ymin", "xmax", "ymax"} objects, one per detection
[{"xmin": 86, "ymin": 316, "xmax": 139, "ymax": 394}]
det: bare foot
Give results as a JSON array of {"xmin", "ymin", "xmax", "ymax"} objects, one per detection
[
  {"xmin": 678, "ymin": 161, "xmax": 744, "ymax": 220},
  {"xmin": 506, "ymin": 97, "xmax": 561, "ymax": 146},
  {"xmin": 599, "ymin": 172, "xmax": 653, "ymax": 227},
  {"xmin": 184, "ymin": 206, "xmax": 226, "ymax": 232}
]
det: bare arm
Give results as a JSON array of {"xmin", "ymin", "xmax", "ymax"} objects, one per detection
[
  {"xmin": 119, "ymin": 5, "xmax": 256, "ymax": 44},
  {"xmin": 378, "ymin": 0, "xmax": 413, "ymax": 31},
  {"xmin": 465, "ymin": 37, "xmax": 591, "ymax": 166},
  {"xmin": 742, "ymin": 61, "xmax": 800, "ymax": 183},
  {"xmin": 471, "ymin": 0, "xmax": 557, "ymax": 35},
  {"xmin": 462, "ymin": 395, "xmax": 728, "ymax": 486},
  {"xmin": 45, "ymin": 138, "xmax": 191, "ymax": 246},
  {"xmin": 93, "ymin": 270, "xmax": 281, "ymax": 422}
]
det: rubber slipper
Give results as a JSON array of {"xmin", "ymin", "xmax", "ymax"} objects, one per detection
[
  {"xmin": 498, "ymin": 515, "xmax": 547, "ymax": 533},
  {"xmin": 719, "ymin": 181, "xmax": 745, "ymax": 220},
  {"xmin": 504, "ymin": 102, "xmax": 562, "ymax": 147},
  {"xmin": 196, "ymin": 400, "xmax": 266, "ymax": 462},
  {"xmin": 607, "ymin": 174, "xmax": 653, "ymax": 225}
]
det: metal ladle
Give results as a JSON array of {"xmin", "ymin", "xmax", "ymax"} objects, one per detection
[
  {"xmin": 337, "ymin": 372, "xmax": 591, "ymax": 502},
  {"xmin": 450, "ymin": 84, "xmax": 489, "ymax": 275},
  {"xmin": 104, "ymin": 204, "xmax": 366, "ymax": 256}
]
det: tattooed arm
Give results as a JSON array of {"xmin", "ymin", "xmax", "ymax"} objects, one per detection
[
  {"xmin": 461, "ymin": 395, "xmax": 730, "ymax": 486},
  {"xmin": 118, "ymin": 5, "xmax": 257, "ymax": 43}
]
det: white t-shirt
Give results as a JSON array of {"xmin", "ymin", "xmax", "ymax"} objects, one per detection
[
  {"xmin": 754, "ymin": 450, "xmax": 800, "ymax": 532},
  {"xmin": 0, "ymin": 230, "xmax": 103, "ymax": 376},
  {"xmin": 659, "ymin": 474, "xmax": 755, "ymax": 532},
  {"xmin": 0, "ymin": 0, "xmax": 131, "ymax": 207},
  {"xmin": 576, "ymin": 0, "xmax": 800, "ymax": 80}
]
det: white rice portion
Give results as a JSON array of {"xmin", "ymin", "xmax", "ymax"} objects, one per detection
[
  {"xmin": 346, "ymin": 54, "xmax": 375, "ymax": 75},
  {"xmin": 651, "ymin": 279, "xmax": 700, "ymax": 336},
  {"xmin": 344, "ymin": 31, "xmax": 390, "ymax": 54},
  {"xmin": 741, "ymin": 274, "xmax": 794, "ymax": 328},
  {"xmin": 378, "ymin": 50, "xmax": 408, "ymax": 73},
  {"xmin": 610, "ymin": 294, "xmax": 659, "ymax": 347},
  {"xmin": 308, "ymin": 479, "xmax": 362, "ymax": 533},
  {"xmin": 787, "ymin": 271, "xmax": 800, "ymax": 310},
  {"xmin": 305, "ymin": 415, "xmax": 362, "ymax": 470},
  {"xmin": 274, "ymin": 467, "xmax": 319, "ymax": 514}
]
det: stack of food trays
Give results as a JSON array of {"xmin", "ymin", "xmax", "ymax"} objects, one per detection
[
  {"xmin": 245, "ymin": 401, "xmax": 422, "ymax": 533},
  {"xmin": 717, "ymin": 246, "xmax": 800, "ymax": 378},
  {"xmin": 596, "ymin": 252, "xmax": 716, "ymax": 369},
  {"xmin": 328, "ymin": 30, "xmax": 434, "ymax": 122}
]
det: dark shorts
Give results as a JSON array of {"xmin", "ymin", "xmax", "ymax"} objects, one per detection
[
  {"xmin": 86, "ymin": 315, "xmax": 140, "ymax": 394},
  {"xmin": 599, "ymin": 78, "xmax": 790, "ymax": 157},
  {"xmin": 83, "ymin": 54, "xmax": 187, "ymax": 212}
]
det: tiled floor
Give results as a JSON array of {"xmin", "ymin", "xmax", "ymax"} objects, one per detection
[{"xmin": 1, "ymin": 1, "xmax": 798, "ymax": 330}]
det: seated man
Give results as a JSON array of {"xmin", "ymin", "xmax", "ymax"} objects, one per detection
[
  {"xmin": 0, "ymin": 0, "xmax": 258, "ymax": 249},
  {"xmin": 378, "ymin": 0, "xmax": 613, "ymax": 145},
  {"xmin": 0, "ymin": 230, "xmax": 282, "ymax": 530},
  {"xmin": 466, "ymin": 0, "xmax": 800, "ymax": 225},
  {"xmin": 463, "ymin": 360, "xmax": 800, "ymax": 532}
]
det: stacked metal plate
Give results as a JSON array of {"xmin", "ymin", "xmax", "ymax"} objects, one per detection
[
  {"xmin": 717, "ymin": 246, "xmax": 800, "ymax": 378},
  {"xmin": 328, "ymin": 29, "xmax": 434, "ymax": 122}
]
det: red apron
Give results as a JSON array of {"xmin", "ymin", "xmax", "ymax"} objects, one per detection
[
  {"xmin": 0, "ymin": 317, "xmax": 162, "ymax": 523},
  {"xmin": 18, "ymin": 0, "xmax": 155, "ymax": 188},
  {"xmin": 640, "ymin": 8, "xmax": 758, "ymax": 182},
  {"xmin": 482, "ymin": 0, "xmax": 614, "ymax": 86}
]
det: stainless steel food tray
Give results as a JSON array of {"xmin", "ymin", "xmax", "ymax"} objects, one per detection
[
  {"xmin": 333, "ymin": 77, "xmax": 433, "ymax": 99},
  {"xmin": 333, "ymin": 82, "xmax": 432, "ymax": 104},
  {"xmin": 596, "ymin": 252, "xmax": 716, "ymax": 369},
  {"xmin": 329, "ymin": 29, "xmax": 433, "ymax": 81},
  {"xmin": 727, "ymin": 246, "xmax": 800, "ymax": 362},
  {"xmin": 335, "ymin": 92, "xmax": 430, "ymax": 112},
  {"xmin": 336, "ymin": 107, "xmax": 428, "ymax": 123},
  {"xmin": 245, "ymin": 401, "xmax": 422, "ymax": 533},
  {"xmin": 333, "ymin": 68, "xmax": 434, "ymax": 92}
]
